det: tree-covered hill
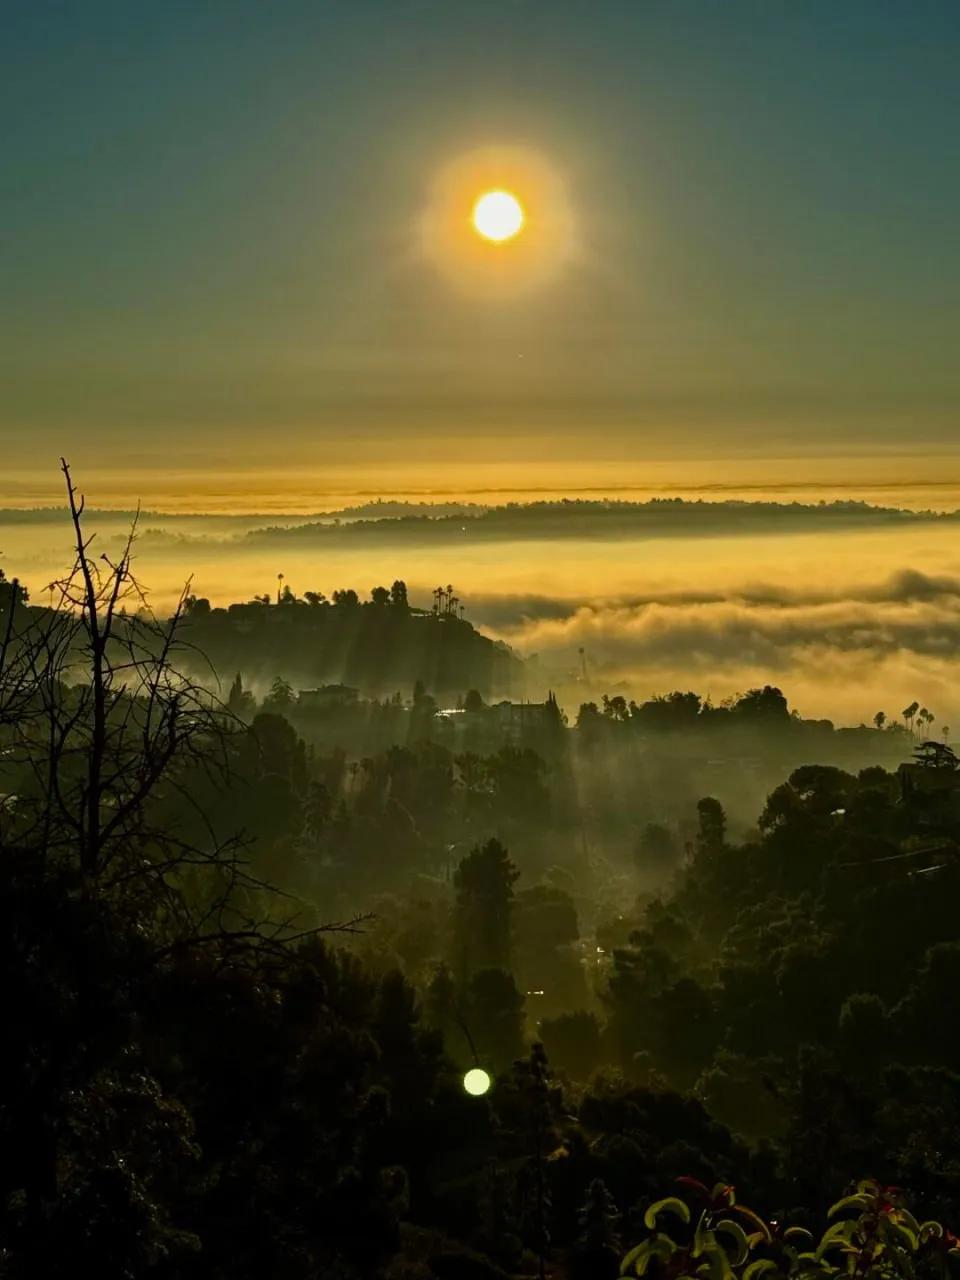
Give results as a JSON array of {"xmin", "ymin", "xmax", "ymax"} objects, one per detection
[
  {"xmin": 237, "ymin": 498, "xmax": 960, "ymax": 549},
  {"xmin": 179, "ymin": 584, "xmax": 524, "ymax": 701}
]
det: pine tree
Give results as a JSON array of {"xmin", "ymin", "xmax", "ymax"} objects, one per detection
[
  {"xmin": 424, "ymin": 963, "xmax": 458, "ymax": 1048},
  {"xmin": 518, "ymin": 1042, "xmax": 553, "ymax": 1280},
  {"xmin": 453, "ymin": 838, "xmax": 519, "ymax": 980},
  {"xmin": 573, "ymin": 1178, "xmax": 621, "ymax": 1280},
  {"xmin": 476, "ymin": 1158, "xmax": 522, "ymax": 1270},
  {"xmin": 226, "ymin": 671, "xmax": 255, "ymax": 720}
]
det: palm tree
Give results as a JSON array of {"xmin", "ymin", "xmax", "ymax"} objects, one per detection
[
  {"xmin": 902, "ymin": 701, "xmax": 920, "ymax": 735},
  {"xmin": 915, "ymin": 707, "xmax": 935, "ymax": 740}
]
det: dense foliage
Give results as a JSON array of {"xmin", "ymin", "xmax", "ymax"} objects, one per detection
[
  {"xmin": 2, "ymin": 486, "xmax": 960, "ymax": 1277},
  {"xmin": 623, "ymin": 1179, "xmax": 960, "ymax": 1280}
]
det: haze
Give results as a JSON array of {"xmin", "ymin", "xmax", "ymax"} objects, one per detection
[
  {"xmin": 7, "ymin": 5, "xmax": 960, "ymax": 1272},
  {"xmin": 4, "ymin": 1, "xmax": 959, "ymax": 490}
]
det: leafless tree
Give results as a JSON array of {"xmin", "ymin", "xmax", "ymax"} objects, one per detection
[{"xmin": 0, "ymin": 461, "xmax": 364, "ymax": 960}]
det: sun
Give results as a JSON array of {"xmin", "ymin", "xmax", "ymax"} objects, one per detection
[
  {"xmin": 472, "ymin": 189, "xmax": 524, "ymax": 242},
  {"xmin": 422, "ymin": 146, "xmax": 572, "ymax": 293}
]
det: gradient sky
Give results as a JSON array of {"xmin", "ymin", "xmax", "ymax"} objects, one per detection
[{"xmin": 3, "ymin": 0, "xmax": 959, "ymax": 491}]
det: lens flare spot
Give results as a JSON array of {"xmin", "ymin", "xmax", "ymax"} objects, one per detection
[{"xmin": 463, "ymin": 1067, "xmax": 492, "ymax": 1096}]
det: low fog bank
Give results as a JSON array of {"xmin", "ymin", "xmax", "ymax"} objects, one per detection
[
  {"xmin": 3, "ymin": 498, "xmax": 959, "ymax": 729},
  {"xmin": 475, "ymin": 567, "xmax": 960, "ymax": 730}
]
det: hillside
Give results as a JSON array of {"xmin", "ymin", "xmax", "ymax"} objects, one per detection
[{"xmin": 180, "ymin": 590, "xmax": 525, "ymax": 701}]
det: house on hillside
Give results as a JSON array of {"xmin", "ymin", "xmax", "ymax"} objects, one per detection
[
  {"xmin": 491, "ymin": 695, "xmax": 561, "ymax": 742},
  {"xmin": 297, "ymin": 684, "xmax": 359, "ymax": 710}
]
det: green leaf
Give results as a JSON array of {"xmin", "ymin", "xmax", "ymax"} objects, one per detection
[
  {"xmin": 693, "ymin": 1218, "xmax": 712, "ymax": 1258},
  {"xmin": 816, "ymin": 1222, "xmax": 857, "ymax": 1261},
  {"xmin": 887, "ymin": 1221, "xmax": 919, "ymax": 1253},
  {"xmin": 621, "ymin": 1242, "xmax": 651, "ymax": 1275},
  {"xmin": 898, "ymin": 1209, "xmax": 921, "ymax": 1235},
  {"xmin": 744, "ymin": 1260, "xmax": 780, "ymax": 1280},
  {"xmin": 699, "ymin": 1243, "xmax": 733, "ymax": 1280},
  {"xmin": 622, "ymin": 1233, "xmax": 680, "ymax": 1274},
  {"xmin": 645, "ymin": 1197, "xmax": 693, "ymax": 1230},
  {"xmin": 715, "ymin": 1219, "xmax": 751, "ymax": 1266},
  {"xmin": 651, "ymin": 1233, "xmax": 679, "ymax": 1258},
  {"xmin": 785, "ymin": 1228, "xmax": 815, "ymax": 1245},
  {"xmin": 827, "ymin": 1195, "xmax": 869, "ymax": 1220},
  {"xmin": 732, "ymin": 1205, "xmax": 774, "ymax": 1243}
]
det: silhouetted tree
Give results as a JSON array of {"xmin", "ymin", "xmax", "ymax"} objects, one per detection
[
  {"xmin": 0, "ymin": 568, "xmax": 28, "ymax": 609},
  {"xmin": 514, "ymin": 883, "xmax": 583, "ymax": 1014},
  {"xmin": 475, "ymin": 1158, "xmax": 522, "ymax": 1270},
  {"xmin": 573, "ymin": 1178, "xmax": 621, "ymax": 1280},
  {"xmin": 462, "ymin": 968, "xmax": 525, "ymax": 1071},
  {"xmin": 540, "ymin": 1010, "xmax": 602, "ymax": 1081},
  {"xmin": 518, "ymin": 1042, "xmax": 553, "ymax": 1280},
  {"xmin": 454, "ymin": 838, "xmax": 519, "ymax": 979},
  {"xmin": 227, "ymin": 671, "xmax": 256, "ymax": 720},
  {"xmin": 602, "ymin": 694, "xmax": 629, "ymax": 722},
  {"xmin": 903, "ymin": 700, "xmax": 920, "ymax": 734},
  {"xmin": 464, "ymin": 688, "xmax": 486, "ymax": 714},
  {"xmin": 912, "ymin": 740, "xmax": 958, "ymax": 770},
  {"xmin": 733, "ymin": 685, "xmax": 790, "ymax": 722},
  {"xmin": 695, "ymin": 797, "xmax": 726, "ymax": 854},
  {"xmin": 424, "ymin": 962, "xmax": 458, "ymax": 1047},
  {"xmin": 635, "ymin": 822, "xmax": 678, "ymax": 876},
  {"xmin": 264, "ymin": 675, "xmax": 295, "ymax": 710}
]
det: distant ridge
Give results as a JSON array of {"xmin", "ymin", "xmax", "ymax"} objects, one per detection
[
  {"xmin": 236, "ymin": 497, "xmax": 960, "ymax": 548},
  {"xmin": 3, "ymin": 497, "xmax": 959, "ymax": 541}
]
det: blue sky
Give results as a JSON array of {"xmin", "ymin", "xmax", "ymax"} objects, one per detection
[{"xmin": 3, "ymin": 0, "xmax": 959, "ymax": 482}]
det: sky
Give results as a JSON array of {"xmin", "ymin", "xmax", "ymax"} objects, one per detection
[{"xmin": 3, "ymin": 0, "xmax": 959, "ymax": 502}]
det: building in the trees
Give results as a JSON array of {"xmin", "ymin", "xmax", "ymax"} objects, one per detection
[
  {"xmin": 490, "ymin": 697, "xmax": 557, "ymax": 742},
  {"xmin": 297, "ymin": 683, "xmax": 359, "ymax": 709}
]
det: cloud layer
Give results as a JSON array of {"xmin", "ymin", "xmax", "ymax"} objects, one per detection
[{"xmin": 474, "ymin": 570, "xmax": 960, "ymax": 725}]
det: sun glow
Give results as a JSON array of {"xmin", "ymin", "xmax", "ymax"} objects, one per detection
[
  {"xmin": 421, "ymin": 145, "xmax": 575, "ymax": 297},
  {"xmin": 472, "ymin": 189, "xmax": 524, "ymax": 242}
]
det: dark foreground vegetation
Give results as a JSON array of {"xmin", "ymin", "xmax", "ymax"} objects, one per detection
[{"xmin": 1, "ymin": 474, "xmax": 960, "ymax": 1279}]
